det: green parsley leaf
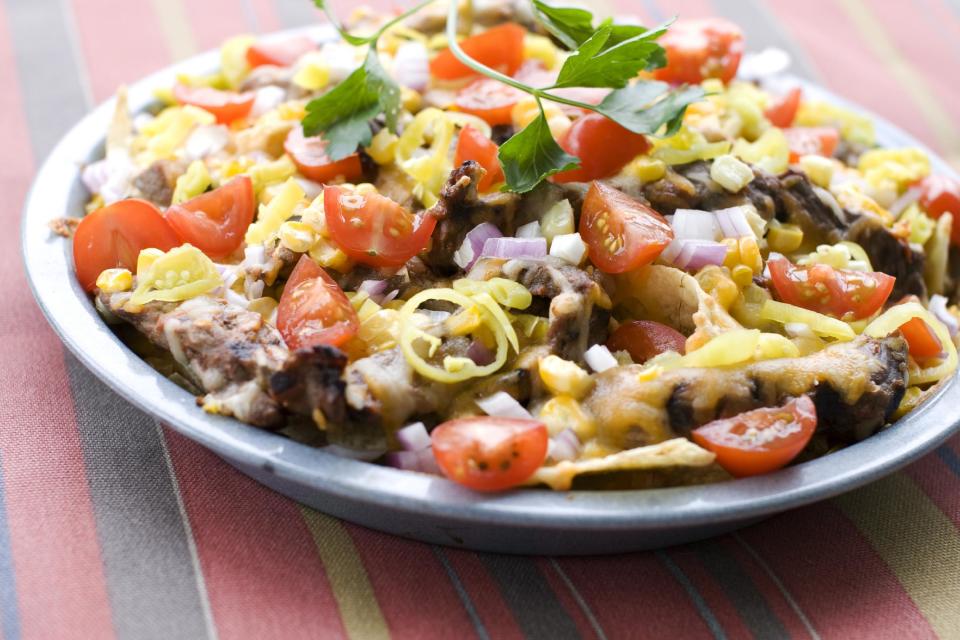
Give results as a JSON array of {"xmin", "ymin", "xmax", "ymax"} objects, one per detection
[
  {"xmin": 302, "ymin": 66, "xmax": 380, "ymax": 160},
  {"xmin": 531, "ymin": 0, "xmax": 595, "ymax": 50},
  {"xmin": 362, "ymin": 49, "xmax": 401, "ymax": 132},
  {"xmin": 498, "ymin": 110, "xmax": 579, "ymax": 193},
  {"xmin": 552, "ymin": 25, "xmax": 663, "ymax": 89},
  {"xmin": 594, "ymin": 82, "xmax": 705, "ymax": 136}
]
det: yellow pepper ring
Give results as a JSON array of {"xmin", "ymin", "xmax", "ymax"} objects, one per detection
[
  {"xmin": 864, "ymin": 302, "xmax": 958, "ymax": 386},
  {"xmin": 399, "ymin": 288, "xmax": 509, "ymax": 383}
]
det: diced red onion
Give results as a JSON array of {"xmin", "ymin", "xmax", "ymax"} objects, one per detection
[
  {"xmin": 548, "ymin": 428, "xmax": 581, "ymax": 462},
  {"xmin": 672, "ymin": 209, "xmax": 720, "ymax": 241},
  {"xmin": 81, "ymin": 152, "xmax": 135, "ymax": 204},
  {"xmin": 889, "ymin": 186, "xmax": 922, "ymax": 218},
  {"xmin": 396, "ymin": 421, "xmax": 431, "ymax": 452},
  {"xmin": 385, "ymin": 450, "xmax": 421, "ymax": 471},
  {"xmin": 714, "ymin": 206, "xmax": 755, "ymax": 238},
  {"xmin": 416, "ymin": 448, "xmax": 442, "ymax": 475},
  {"xmin": 671, "ymin": 239, "xmax": 729, "ymax": 271},
  {"xmin": 481, "ymin": 237, "xmax": 547, "ymax": 261},
  {"xmin": 516, "ymin": 220, "xmax": 542, "ymax": 238},
  {"xmin": 392, "ymin": 41, "xmax": 429, "ymax": 91},
  {"xmin": 930, "ymin": 294, "xmax": 959, "ymax": 337},
  {"xmin": 476, "ymin": 391, "xmax": 533, "ymax": 419},
  {"xmin": 381, "ymin": 289, "xmax": 399, "ymax": 304},
  {"xmin": 322, "ymin": 444, "xmax": 387, "ymax": 461},
  {"xmin": 295, "ymin": 178, "xmax": 325, "ymax": 200},
  {"xmin": 467, "ymin": 339, "xmax": 495, "ymax": 366},
  {"xmin": 358, "ymin": 279, "xmax": 388, "ymax": 303},
  {"xmin": 584, "ymin": 344, "xmax": 618, "ymax": 372},
  {"xmin": 453, "ymin": 222, "xmax": 502, "ymax": 270}
]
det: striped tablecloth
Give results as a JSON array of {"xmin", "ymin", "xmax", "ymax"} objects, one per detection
[{"xmin": 4, "ymin": 0, "xmax": 960, "ymax": 638}]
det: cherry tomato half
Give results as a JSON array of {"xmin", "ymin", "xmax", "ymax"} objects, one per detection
[
  {"xmin": 284, "ymin": 126, "xmax": 364, "ymax": 184},
  {"xmin": 916, "ymin": 175, "xmax": 960, "ymax": 245},
  {"xmin": 430, "ymin": 23, "xmax": 526, "ymax": 81},
  {"xmin": 579, "ymin": 181, "xmax": 674, "ymax": 274},
  {"xmin": 73, "ymin": 199, "xmax": 182, "ymax": 292},
  {"xmin": 767, "ymin": 257, "xmax": 895, "ymax": 320},
  {"xmin": 652, "ymin": 18, "xmax": 745, "ymax": 84},
  {"xmin": 606, "ymin": 320, "xmax": 687, "ymax": 364},
  {"xmin": 453, "ymin": 78, "xmax": 525, "ymax": 126},
  {"xmin": 552, "ymin": 114, "xmax": 650, "ymax": 183},
  {"xmin": 172, "ymin": 84, "xmax": 255, "ymax": 124},
  {"xmin": 454, "ymin": 125, "xmax": 503, "ymax": 191},
  {"xmin": 246, "ymin": 36, "xmax": 316, "ymax": 68},
  {"xmin": 899, "ymin": 317, "xmax": 943, "ymax": 360},
  {"xmin": 783, "ymin": 127, "xmax": 839, "ymax": 163},
  {"xmin": 431, "ymin": 417, "xmax": 548, "ymax": 491},
  {"xmin": 692, "ymin": 395, "xmax": 817, "ymax": 478},
  {"xmin": 276, "ymin": 255, "xmax": 359, "ymax": 351},
  {"xmin": 324, "ymin": 186, "xmax": 437, "ymax": 268},
  {"xmin": 164, "ymin": 176, "xmax": 254, "ymax": 259},
  {"xmin": 764, "ymin": 87, "xmax": 801, "ymax": 128}
]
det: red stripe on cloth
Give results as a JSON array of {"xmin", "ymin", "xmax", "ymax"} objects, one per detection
[
  {"xmin": 249, "ymin": 0, "xmax": 282, "ymax": 33},
  {"xmin": 723, "ymin": 538, "xmax": 816, "ymax": 639},
  {"xmin": 0, "ymin": 3, "xmax": 115, "ymax": 638},
  {"xmin": 344, "ymin": 525, "xmax": 478, "ymax": 640},
  {"xmin": 903, "ymin": 456, "xmax": 960, "ymax": 530},
  {"xmin": 667, "ymin": 547, "xmax": 753, "ymax": 640},
  {"xmin": 555, "ymin": 554, "xmax": 714, "ymax": 639},
  {"xmin": 165, "ymin": 431, "xmax": 347, "ymax": 640},
  {"xmin": 764, "ymin": 0, "xmax": 941, "ymax": 154},
  {"xmin": 68, "ymin": 0, "xmax": 172, "ymax": 102},
  {"xmin": 739, "ymin": 502, "xmax": 935, "ymax": 638},
  {"xmin": 441, "ymin": 550, "xmax": 524, "ymax": 640},
  {"xmin": 652, "ymin": 0, "xmax": 715, "ymax": 18},
  {"xmin": 536, "ymin": 558, "xmax": 602, "ymax": 640},
  {"xmin": 184, "ymin": 0, "xmax": 255, "ymax": 51}
]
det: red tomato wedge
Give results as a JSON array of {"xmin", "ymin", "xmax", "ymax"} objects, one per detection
[
  {"xmin": 783, "ymin": 127, "xmax": 839, "ymax": 163},
  {"xmin": 916, "ymin": 175, "xmax": 960, "ymax": 245},
  {"xmin": 324, "ymin": 186, "xmax": 437, "ymax": 268},
  {"xmin": 899, "ymin": 317, "xmax": 943, "ymax": 359},
  {"xmin": 454, "ymin": 125, "xmax": 503, "ymax": 191},
  {"xmin": 552, "ymin": 114, "xmax": 650, "ymax": 183},
  {"xmin": 764, "ymin": 87, "xmax": 801, "ymax": 128},
  {"xmin": 246, "ymin": 36, "xmax": 316, "ymax": 68},
  {"xmin": 652, "ymin": 18, "xmax": 744, "ymax": 84},
  {"xmin": 276, "ymin": 255, "xmax": 359, "ymax": 351},
  {"xmin": 431, "ymin": 417, "xmax": 548, "ymax": 491},
  {"xmin": 692, "ymin": 396, "xmax": 817, "ymax": 478},
  {"xmin": 163, "ymin": 176, "xmax": 255, "ymax": 259},
  {"xmin": 172, "ymin": 84, "xmax": 255, "ymax": 124},
  {"xmin": 453, "ymin": 78, "xmax": 525, "ymax": 126},
  {"xmin": 73, "ymin": 199, "xmax": 182, "ymax": 291},
  {"xmin": 606, "ymin": 320, "xmax": 687, "ymax": 364},
  {"xmin": 579, "ymin": 181, "xmax": 674, "ymax": 273},
  {"xmin": 767, "ymin": 258, "xmax": 895, "ymax": 320},
  {"xmin": 284, "ymin": 127, "xmax": 364, "ymax": 184},
  {"xmin": 430, "ymin": 23, "xmax": 525, "ymax": 81}
]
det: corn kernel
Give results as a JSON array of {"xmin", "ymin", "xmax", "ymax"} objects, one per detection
[
  {"xmin": 537, "ymin": 396, "xmax": 596, "ymax": 440},
  {"xmin": 798, "ymin": 155, "xmax": 835, "ymax": 188},
  {"xmin": 277, "ymin": 101, "xmax": 306, "ymax": 121},
  {"xmin": 731, "ymin": 265, "xmax": 754, "ymax": 288},
  {"xmin": 710, "ymin": 154, "xmax": 754, "ymax": 192},
  {"xmin": 539, "ymin": 355, "xmax": 593, "ymax": 400},
  {"xmin": 523, "ymin": 33, "xmax": 560, "ymax": 70},
  {"xmin": 738, "ymin": 236, "xmax": 762, "ymax": 274},
  {"xmin": 767, "ymin": 221, "xmax": 804, "ymax": 254},
  {"xmin": 292, "ymin": 52, "xmax": 330, "ymax": 91},
  {"xmin": 309, "ymin": 238, "xmax": 352, "ymax": 271},
  {"xmin": 540, "ymin": 199, "xmax": 575, "ymax": 245},
  {"xmin": 625, "ymin": 156, "xmax": 666, "ymax": 183},
  {"xmin": 400, "ymin": 87, "xmax": 422, "ymax": 113},
  {"xmin": 722, "ymin": 238, "xmax": 740, "ymax": 269},
  {"xmin": 511, "ymin": 97, "xmax": 570, "ymax": 140},
  {"xmin": 278, "ymin": 221, "xmax": 317, "ymax": 253},
  {"xmin": 695, "ymin": 266, "xmax": 739, "ymax": 309},
  {"xmin": 96, "ymin": 268, "xmax": 133, "ymax": 293}
]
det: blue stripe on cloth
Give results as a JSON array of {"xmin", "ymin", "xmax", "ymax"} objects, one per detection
[
  {"xmin": 0, "ymin": 453, "xmax": 20, "ymax": 640},
  {"xmin": 656, "ymin": 550, "xmax": 727, "ymax": 640},
  {"xmin": 936, "ymin": 444, "xmax": 960, "ymax": 478}
]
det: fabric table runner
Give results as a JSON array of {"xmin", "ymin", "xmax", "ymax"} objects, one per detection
[{"xmin": 4, "ymin": 0, "xmax": 960, "ymax": 637}]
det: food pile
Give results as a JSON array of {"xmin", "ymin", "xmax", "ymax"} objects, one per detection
[{"xmin": 66, "ymin": 0, "xmax": 960, "ymax": 491}]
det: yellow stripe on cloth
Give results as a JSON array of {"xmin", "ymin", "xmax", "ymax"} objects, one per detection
[
  {"xmin": 148, "ymin": 0, "xmax": 198, "ymax": 61},
  {"xmin": 300, "ymin": 508, "xmax": 391, "ymax": 640},
  {"xmin": 838, "ymin": 0, "xmax": 960, "ymax": 169},
  {"xmin": 834, "ymin": 472, "xmax": 960, "ymax": 638}
]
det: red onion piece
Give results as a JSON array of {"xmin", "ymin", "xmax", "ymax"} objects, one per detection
[
  {"xmin": 672, "ymin": 209, "xmax": 720, "ymax": 241},
  {"xmin": 358, "ymin": 279, "xmax": 388, "ymax": 303},
  {"xmin": 714, "ymin": 206, "xmax": 755, "ymax": 238},
  {"xmin": 416, "ymin": 448, "xmax": 442, "ymax": 475},
  {"xmin": 671, "ymin": 239, "xmax": 729, "ymax": 270},
  {"xmin": 453, "ymin": 222, "xmax": 502, "ymax": 270},
  {"xmin": 930, "ymin": 294, "xmax": 959, "ymax": 337},
  {"xmin": 889, "ymin": 186, "xmax": 921, "ymax": 218},
  {"xmin": 481, "ymin": 237, "xmax": 548, "ymax": 260},
  {"xmin": 392, "ymin": 41, "xmax": 429, "ymax": 91},
  {"xmin": 516, "ymin": 221, "xmax": 542, "ymax": 238},
  {"xmin": 548, "ymin": 428, "xmax": 582, "ymax": 462},
  {"xmin": 467, "ymin": 339, "xmax": 495, "ymax": 366},
  {"xmin": 385, "ymin": 450, "xmax": 421, "ymax": 471},
  {"xmin": 476, "ymin": 391, "xmax": 533, "ymax": 419},
  {"xmin": 396, "ymin": 421, "xmax": 431, "ymax": 452},
  {"xmin": 381, "ymin": 289, "xmax": 399, "ymax": 304}
]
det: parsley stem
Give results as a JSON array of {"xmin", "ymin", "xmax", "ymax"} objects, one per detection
[
  {"xmin": 444, "ymin": 0, "xmax": 598, "ymax": 114},
  {"xmin": 320, "ymin": 0, "xmax": 437, "ymax": 47}
]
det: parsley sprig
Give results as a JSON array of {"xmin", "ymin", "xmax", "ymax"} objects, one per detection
[{"xmin": 303, "ymin": 0, "xmax": 705, "ymax": 193}]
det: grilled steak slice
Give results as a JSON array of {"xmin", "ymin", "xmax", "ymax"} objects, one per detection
[
  {"xmin": 422, "ymin": 161, "xmax": 520, "ymax": 275},
  {"xmin": 845, "ymin": 215, "xmax": 927, "ymax": 300},
  {"xmin": 99, "ymin": 293, "xmax": 288, "ymax": 428},
  {"xmin": 132, "ymin": 159, "xmax": 185, "ymax": 208},
  {"xmin": 640, "ymin": 161, "xmax": 779, "ymax": 219},
  {"xmin": 586, "ymin": 335, "xmax": 908, "ymax": 450}
]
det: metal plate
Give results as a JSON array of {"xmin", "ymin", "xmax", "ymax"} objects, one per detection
[{"xmin": 21, "ymin": 28, "xmax": 960, "ymax": 554}]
